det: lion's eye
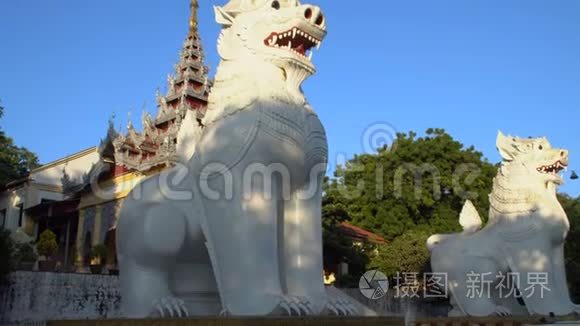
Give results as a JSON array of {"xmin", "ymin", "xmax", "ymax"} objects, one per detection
[
  {"xmin": 539, "ymin": 145, "xmax": 543, "ymax": 150},
  {"xmin": 272, "ymin": 0, "xmax": 281, "ymax": 10}
]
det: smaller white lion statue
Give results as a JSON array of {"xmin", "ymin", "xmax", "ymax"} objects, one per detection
[{"xmin": 428, "ymin": 132, "xmax": 579, "ymax": 317}]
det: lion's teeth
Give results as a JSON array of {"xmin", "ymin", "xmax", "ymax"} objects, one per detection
[{"xmin": 292, "ymin": 28, "xmax": 297, "ymax": 38}]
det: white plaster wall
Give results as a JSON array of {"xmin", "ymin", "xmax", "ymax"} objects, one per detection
[
  {"xmin": 0, "ymin": 148, "xmax": 99, "ymax": 232},
  {"xmin": 31, "ymin": 150, "xmax": 99, "ymax": 187},
  {"xmin": 2, "ymin": 188, "xmax": 25, "ymax": 231}
]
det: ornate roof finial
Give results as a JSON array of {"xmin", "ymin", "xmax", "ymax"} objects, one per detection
[
  {"xmin": 127, "ymin": 110, "xmax": 133, "ymax": 130},
  {"xmin": 189, "ymin": 0, "xmax": 199, "ymax": 33}
]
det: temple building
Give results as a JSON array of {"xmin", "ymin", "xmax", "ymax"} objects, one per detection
[
  {"xmin": 0, "ymin": 148, "xmax": 100, "ymax": 270},
  {"xmin": 2, "ymin": 0, "xmax": 210, "ymax": 273}
]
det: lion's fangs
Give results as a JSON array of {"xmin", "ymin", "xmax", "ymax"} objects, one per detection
[
  {"xmin": 537, "ymin": 160, "xmax": 567, "ymax": 174},
  {"xmin": 265, "ymin": 27, "xmax": 320, "ymax": 60}
]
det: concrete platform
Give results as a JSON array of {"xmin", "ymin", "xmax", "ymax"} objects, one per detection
[
  {"xmin": 414, "ymin": 316, "xmax": 580, "ymax": 326},
  {"xmin": 47, "ymin": 317, "xmax": 405, "ymax": 326}
]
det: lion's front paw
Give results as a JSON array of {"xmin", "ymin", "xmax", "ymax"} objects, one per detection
[
  {"xmin": 277, "ymin": 295, "xmax": 313, "ymax": 316},
  {"xmin": 493, "ymin": 305, "xmax": 512, "ymax": 317},
  {"xmin": 325, "ymin": 297, "xmax": 358, "ymax": 316},
  {"xmin": 151, "ymin": 296, "xmax": 189, "ymax": 318}
]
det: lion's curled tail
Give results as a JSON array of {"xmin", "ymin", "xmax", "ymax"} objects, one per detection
[{"xmin": 426, "ymin": 200, "xmax": 483, "ymax": 252}]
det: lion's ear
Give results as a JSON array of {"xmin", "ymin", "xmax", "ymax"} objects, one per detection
[
  {"xmin": 496, "ymin": 131, "xmax": 520, "ymax": 161},
  {"xmin": 214, "ymin": 6, "xmax": 235, "ymax": 27}
]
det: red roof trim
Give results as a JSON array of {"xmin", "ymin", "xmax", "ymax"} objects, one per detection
[{"xmin": 338, "ymin": 222, "xmax": 387, "ymax": 244}]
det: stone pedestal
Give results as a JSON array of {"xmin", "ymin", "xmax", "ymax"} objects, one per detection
[{"xmin": 48, "ymin": 317, "xmax": 404, "ymax": 326}]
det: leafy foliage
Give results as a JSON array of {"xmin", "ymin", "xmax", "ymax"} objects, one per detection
[
  {"xmin": 0, "ymin": 230, "xmax": 14, "ymax": 285},
  {"xmin": 322, "ymin": 129, "xmax": 497, "ymax": 282},
  {"xmin": 370, "ymin": 228, "xmax": 432, "ymax": 279},
  {"xmin": 14, "ymin": 243, "xmax": 37, "ymax": 264},
  {"xmin": 0, "ymin": 101, "xmax": 40, "ymax": 186},
  {"xmin": 37, "ymin": 229, "xmax": 58, "ymax": 258},
  {"xmin": 326, "ymin": 129, "xmax": 496, "ymax": 242},
  {"xmin": 90, "ymin": 244, "xmax": 108, "ymax": 264}
]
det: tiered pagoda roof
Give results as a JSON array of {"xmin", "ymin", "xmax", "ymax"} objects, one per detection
[
  {"xmin": 110, "ymin": 0, "xmax": 210, "ymax": 172},
  {"xmin": 61, "ymin": 1, "xmax": 210, "ymax": 195}
]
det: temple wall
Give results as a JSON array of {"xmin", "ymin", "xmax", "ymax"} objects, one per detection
[
  {"xmin": 31, "ymin": 149, "xmax": 99, "ymax": 187},
  {"xmin": 0, "ymin": 272, "xmax": 122, "ymax": 323},
  {"xmin": 0, "ymin": 147, "xmax": 99, "ymax": 234}
]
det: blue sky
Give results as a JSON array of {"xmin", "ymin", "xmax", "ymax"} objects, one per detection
[{"xmin": 1, "ymin": 0, "xmax": 579, "ymax": 195}]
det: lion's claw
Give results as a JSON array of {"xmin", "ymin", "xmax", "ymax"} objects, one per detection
[
  {"xmin": 325, "ymin": 297, "xmax": 358, "ymax": 316},
  {"xmin": 152, "ymin": 297, "xmax": 188, "ymax": 318},
  {"xmin": 278, "ymin": 295, "xmax": 315, "ymax": 316},
  {"xmin": 493, "ymin": 305, "xmax": 512, "ymax": 317}
]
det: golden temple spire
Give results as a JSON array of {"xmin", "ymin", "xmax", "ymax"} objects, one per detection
[{"xmin": 189, "ymin": 0, "xmax": 199, "ymax": 32}]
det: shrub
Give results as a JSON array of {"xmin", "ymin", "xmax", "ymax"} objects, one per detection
[
  {"xmin": 14, "ymin": 243, "xmax": 37, "ymax": 263},
  {"xmin": 370, "ymin": 228, "xmax": 432, "ymax": 280},
  {"xmin": 37, "ymin": 229, "xmax": 58, "ymax": 259},
  {"xmin": 90, "ymin": 244, "xmax": 107, "ymax": 264}
]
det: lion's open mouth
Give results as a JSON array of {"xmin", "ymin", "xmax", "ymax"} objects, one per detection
[
  {"xmin": 537, "ymin": 160, "xmax": 567, "ymax": 174},
  {"xmin": 264, "ymin": 27, "xmax": 321, "ymax": 60}
]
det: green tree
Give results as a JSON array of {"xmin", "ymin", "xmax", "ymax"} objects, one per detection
[
  {"xmin": 327, "ymin": 128, "xmax": 496, "ymax": 242},
  {"xmin": 323, "ymin": 128, "xmax": 497, "ymax": 279},
  {"xmin": 370, "ymin": 227, "xmax": 432, "ymax": 278},
  {"xmin": 0, "ymin": 101, "xmax": 40, "ymax": 186}
]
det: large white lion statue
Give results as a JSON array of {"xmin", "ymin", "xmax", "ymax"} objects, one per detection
[
  {"xmin": 428, "ymin": 132, "xmax": 579, "ymax": 317},
  {"xmin": 117, "ymin": 0, "xmax": 363, "ymax": 318}
]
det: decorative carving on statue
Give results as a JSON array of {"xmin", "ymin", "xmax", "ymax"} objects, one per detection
[
  {"xmin": 117, "ymin": 0, "xmax": 364, "ymax": 318},
  {"xmin": 428, "ymin": 132, "xmax": 579, "ymax": 317}
]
